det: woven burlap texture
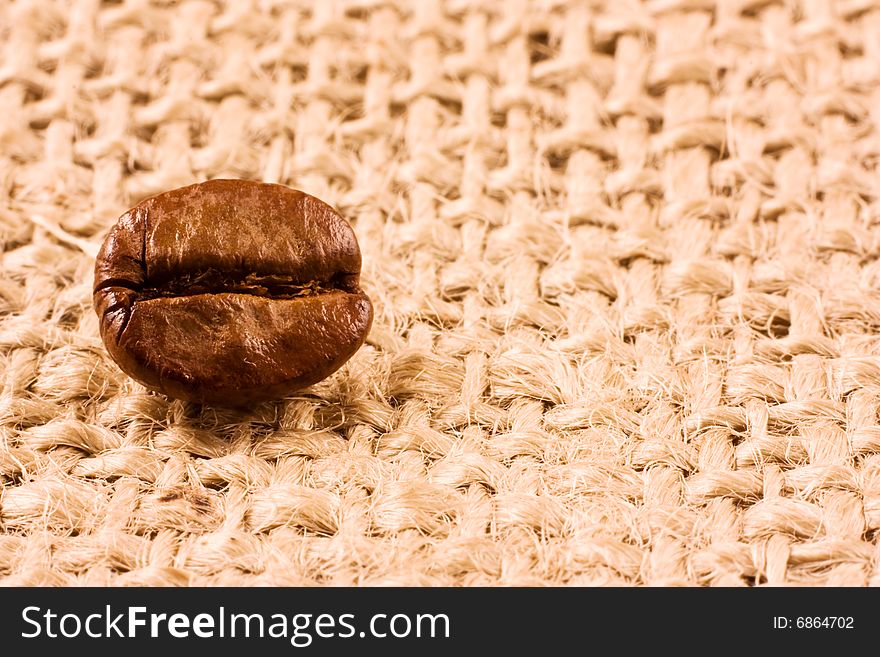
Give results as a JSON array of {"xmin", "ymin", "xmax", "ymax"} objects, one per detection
[{"xmin": 2, "ymin": 0, "xmax": 880, "ymax": 586}]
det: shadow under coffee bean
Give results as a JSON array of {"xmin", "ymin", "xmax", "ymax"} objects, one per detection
[{"xmin": 93, "ymin": 179, "xmax": 373, "ymax": 406}]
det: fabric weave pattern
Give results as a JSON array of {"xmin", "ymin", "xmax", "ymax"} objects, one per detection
[{"xmin": 1, "ymin": 0, "xmax": 879, "ymax": 585}]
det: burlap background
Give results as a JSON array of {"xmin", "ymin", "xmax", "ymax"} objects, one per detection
[{"xmin": 1, "ymin": 0, "xmax": 880, "ymax": 586}]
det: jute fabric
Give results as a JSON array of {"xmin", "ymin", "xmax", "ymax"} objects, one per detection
[{"xmin": 1, "ymin": 0, "xmax": 880, "ymax": 585}]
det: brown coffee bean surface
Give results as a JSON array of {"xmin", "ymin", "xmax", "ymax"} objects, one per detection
[{"xmin": 93, "ymin": 179, "xmax": 373, "ymax": 405}]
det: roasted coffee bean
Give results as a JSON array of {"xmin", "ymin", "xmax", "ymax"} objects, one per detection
[{"xmin": 93, "ymin": 179, "xmax": 373, "ymax": 405}]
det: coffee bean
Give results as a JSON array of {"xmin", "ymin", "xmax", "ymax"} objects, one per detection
[{"xmin": 93, "ymin": 179, "xmax": 373, "ymax": 405}]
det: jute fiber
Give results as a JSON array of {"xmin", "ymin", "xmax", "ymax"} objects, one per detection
[{"xmin": 1, "ymin": 0, "xmax": 880, "ymax": 587}]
